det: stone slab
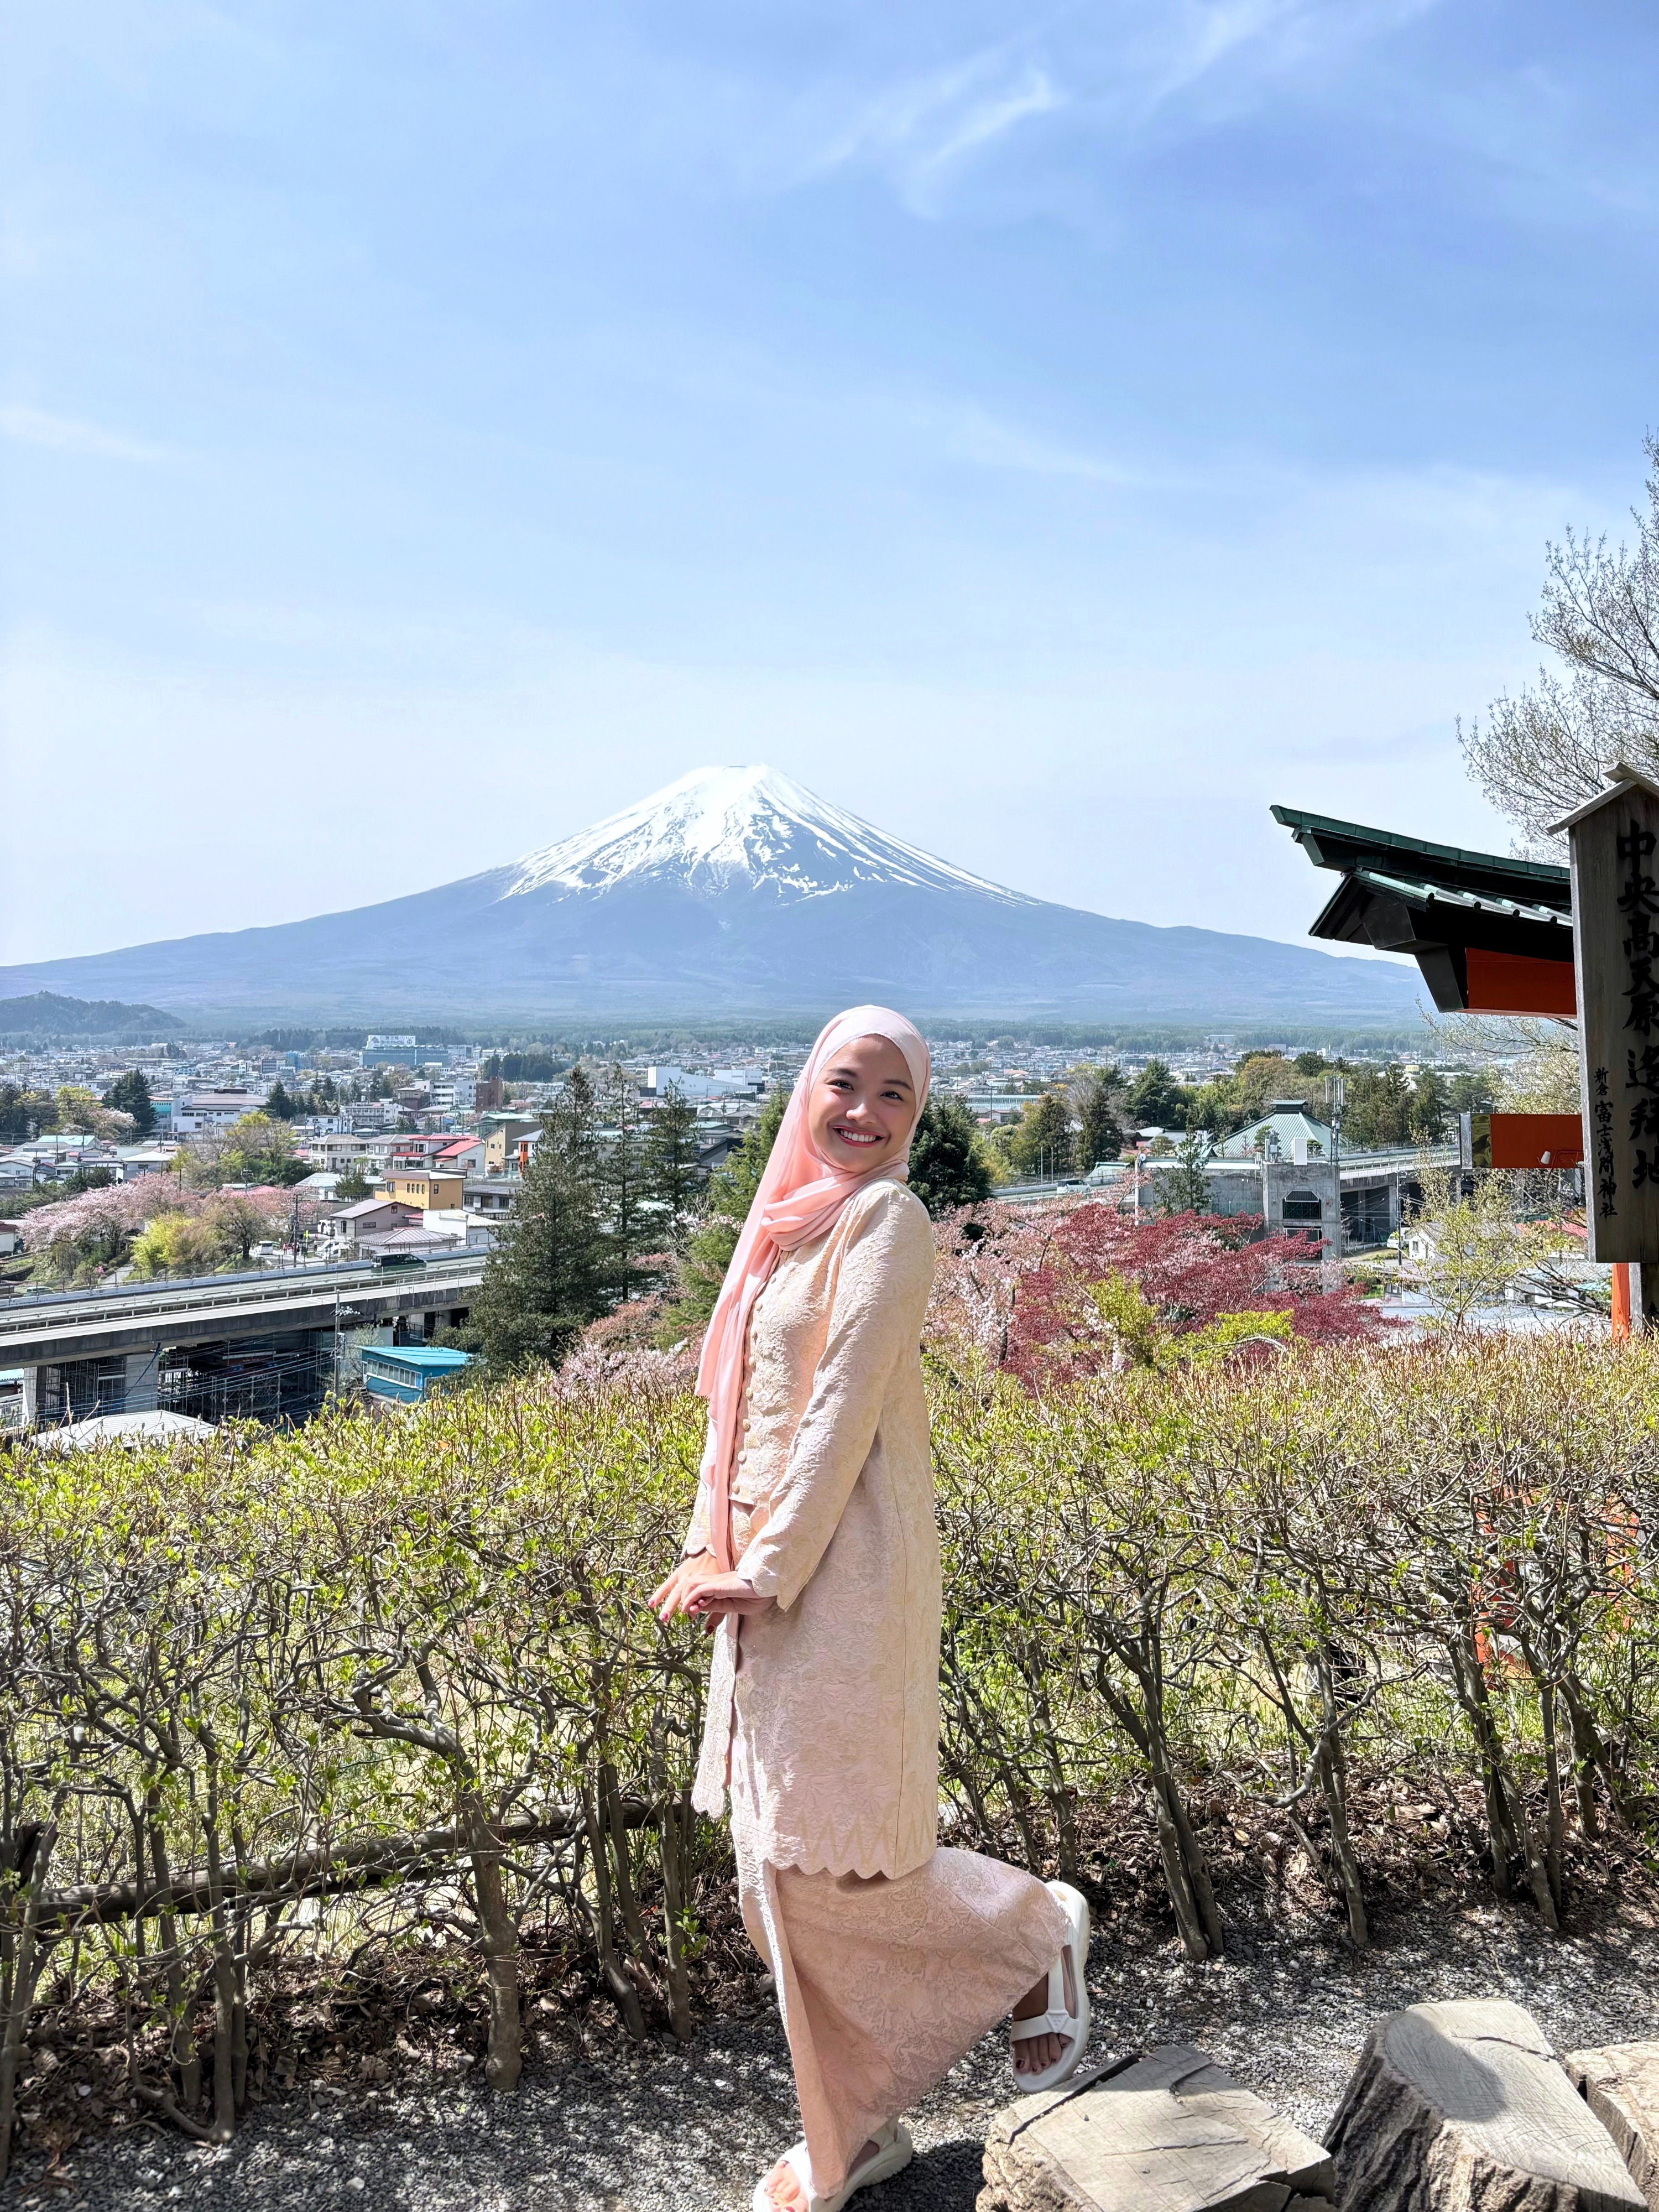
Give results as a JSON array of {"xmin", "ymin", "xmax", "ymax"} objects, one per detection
[{"xmin": 977, "ymin": 2044, "xmax": 1334, "ymax": 2212}]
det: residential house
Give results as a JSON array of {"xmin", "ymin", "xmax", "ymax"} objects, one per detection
[
  {"xmin": 111, "ymin": 1144, "xmax": 179, "ymax": 1180},
  {"xmin": 463, "ymin": 1178, "xmax": 518, "ymax": 1229},
  {"xmin": 387, "ymin": 1134, "xmax": 463, "ymax": 1170},
  {"xmin": 320, "ymin": 1198, "xmax": 421, "ymax": 1256},
  {"xmin": 356, "ymin": 1224, "xmax": 466, "ymax": 1262},
  {"xmin": 479, "ymin": 1112, "xmax": 540, "ymax": 1175},
  {"xmin": 384, "ymin": 1170, "xmax": 466, "ymax": 1212},
  {"xmin": 433, "ymin": 1134, "xmax": 483, "ymax": 1178}
]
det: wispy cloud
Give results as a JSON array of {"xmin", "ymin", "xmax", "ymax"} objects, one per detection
[
  {"xmin": 810, "ymin": 45, "xmax": 1068, "ymax": 211},
  {"xmin": 794, "ymin": 0, "xmax": 1442, "ymax": 213},
  {"xmin": 0, "ymin": 404, "xmax": 169, "ymax": 462},
  {"xmin": 925, "ymin": 401, "xmax": 1147, "ymax": 486}
]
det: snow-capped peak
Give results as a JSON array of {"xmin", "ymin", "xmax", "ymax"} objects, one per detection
[{"xmin": 499, "ymin": 764, "xmax": 1032, "ymax": 906}]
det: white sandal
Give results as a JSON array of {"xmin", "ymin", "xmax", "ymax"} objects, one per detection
[
  {"xmin": 751, "ymin": 2117, "xmax": 913, "ymax": 2212},
  {"xmin": 1008, "ymin": 1880, "xmax": 1092, "ymax": 2094}
]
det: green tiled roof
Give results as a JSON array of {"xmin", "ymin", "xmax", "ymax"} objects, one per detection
[{"xmin": 1271, "ymin": 805, "xmax": 1569, "ymax": 908}]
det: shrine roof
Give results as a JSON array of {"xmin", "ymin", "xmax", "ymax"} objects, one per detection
[{"xmin": 1271, "ymin": 805, "xmax": 1570, "ymax": 912}]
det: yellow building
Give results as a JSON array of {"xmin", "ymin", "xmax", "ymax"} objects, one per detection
[{"xmin": 383, "ymin": 1171, "xmax": 466, "ymax": 1212}]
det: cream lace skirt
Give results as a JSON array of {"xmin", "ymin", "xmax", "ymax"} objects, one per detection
[{"xmin": 729, "ymin": 1727, "xmax": 1069, "ymax": 2194}]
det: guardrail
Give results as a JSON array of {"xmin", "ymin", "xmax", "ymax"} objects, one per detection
[{"xmin": 0, "ymin": 1253, "xmax": 485, "ymax": 1342}]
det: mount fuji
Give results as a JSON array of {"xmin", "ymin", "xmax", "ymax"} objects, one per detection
[{"xmin": 0, "ymin": 766, "xmax": 1420, "ymax": 1027}]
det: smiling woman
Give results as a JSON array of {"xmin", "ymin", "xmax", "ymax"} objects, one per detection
[
  {"xmin": 649, "ymin": 1005, "xmax": 1089, "ymax": 2212},
  {"xmin": 805, "ymin": 1034, "xmax": 917, "ymax": 1175}
]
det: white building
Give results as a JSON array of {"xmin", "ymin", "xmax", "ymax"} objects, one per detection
[{"xmin": 173, "ymin": 1089, "xmax": 262, "ymax": 1135}]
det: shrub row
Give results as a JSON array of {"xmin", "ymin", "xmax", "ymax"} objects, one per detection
[{"xmin": 3, "ymin": 1334, "xmax": 1658, "ymax": 2164}]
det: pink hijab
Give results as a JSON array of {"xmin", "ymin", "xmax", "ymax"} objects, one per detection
[{"xmin": 694, "ymin": 1006, "xmax": 931, "ymax": 1571}]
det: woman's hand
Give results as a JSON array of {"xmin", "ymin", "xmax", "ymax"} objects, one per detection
[
  {"xmin": 686, "ymin": 1571, "xmax": 773, "ymax": 1625},
  {"xmin": 649, "ymin": 1552, "xmax": 723, "ymax": 1625},
  {"xmin": 648, "ymin": 1553, "xmax": 773, "ymax": 1632}
]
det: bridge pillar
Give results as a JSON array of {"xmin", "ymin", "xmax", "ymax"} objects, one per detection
[{"xmin": 122, "ymin": 1349, "xmax": 163, "ymax": 1412}]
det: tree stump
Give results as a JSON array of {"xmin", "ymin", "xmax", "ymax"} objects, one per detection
[
  {"xmin": 1566, "ymin": 2044, "xmax": 1659, "ymax": 2210},
  {"xmin": 977, "ymin": 2044, "xmax": 1334, "ymax": 2212},
  {"xmin": 1326, "ymin": 1998, "xmax": 1645, "ymax": 2211}
]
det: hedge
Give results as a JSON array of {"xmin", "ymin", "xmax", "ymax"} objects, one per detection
[{"xmin": 3, "ymin": 1333, "xmax": 1658, "ymax": 2163}]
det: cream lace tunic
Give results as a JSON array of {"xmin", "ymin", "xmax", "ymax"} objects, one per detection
[{"xmin": 685, "ymin": 1178, "xmax": 938, "ymax": 1879}]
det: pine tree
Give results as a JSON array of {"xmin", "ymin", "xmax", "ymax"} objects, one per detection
[
  {"xmin": 101, "ymin": 1069, "xmax": 156, "ymax": 1138},
  {"xmin": 662, "ymin": 1084, "xmax": 787, "ymax": 1336},
  {"xmin": 1125, "ymin": 1059, "xmax": 1187, "ymax": 1128},
  {"xmin": 908, "ymin": 1095, "xmax": 993, "ymax": 1215},
  {"xmin": 265, "ymin": 1080, "xmax": 296, "ymax": 1120},
  {"xmin": 645, "ymin": 1083, "xmax": 706, "ymax": 1244},
  {"xmin": 1156, "ymin": 1127, "xmax": 1214, "ymax": 1216},
  {"xmin": 593, "ymin": 1063, "xmax": 654, "ymax": 1293},
  {"xmin": 469, "ymin": 1095, "xmax": 612, "ymax": 1373},
  {"xmin": 1008, "ymin": 1090, "xmax": 1074, "ymax": 1179},
  {"xmin": 1073, "ymin": 1074, "xmax": 1123, "ymax": 1168}
]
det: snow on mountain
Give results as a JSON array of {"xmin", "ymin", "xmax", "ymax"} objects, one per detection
[{"xmin": 500, "ymin": 764, "xmax": 1031, "ymax": 906}]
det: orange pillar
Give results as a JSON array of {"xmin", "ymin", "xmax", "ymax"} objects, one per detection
[{"xmin": 1613, "ymin": 1262, "xmax": 1632, "ymax": 1341}]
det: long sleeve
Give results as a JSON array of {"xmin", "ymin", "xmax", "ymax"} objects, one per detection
[
  {"xmin": 735, "ymin": 1186, "xmax": 933, "ymax": 1612},
  {"xmin": 681, "ymin": 1428, "xmax": 716, "ymax": 1557}
]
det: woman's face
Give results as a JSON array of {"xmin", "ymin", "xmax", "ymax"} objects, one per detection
[{"xmin": 806, "ymin": 1033, "xmax": 919, "ymax": 1175}]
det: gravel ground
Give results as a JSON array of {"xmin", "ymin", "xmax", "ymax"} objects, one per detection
[{"xmin": 10, "ymin": 1883, "xmax": 1659, "ymax": 2212}]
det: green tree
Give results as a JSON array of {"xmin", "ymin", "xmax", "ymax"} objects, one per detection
[
  {"xmin": 1008, "ymin": 1090, "xmax": 1074, "ymax": 1179},
  {"xmin": 908, "ymin": 1095, "xmax": 994, "ymax": 1215},
  {"xmin": 102, "ymin": 1069, "xmax": 156, "ymax": 1138},
  {"xmin": 1155, "ymin": 1127, "xmax": 1214, "ymax": 1216},
  {"xmin": 333, "ymin": 1164, "xmax": 372, "ymax": 1203},
  {"xmin": 644, "ymin": 1084, "xmax": 706, "ymax": 1245},
  {"xmin": 663, "ymin": 1085, "xmax": 788, "ymax": 1336},
  {"xmin": 0, "ymin": 1085, "xmax": 57, "ymax": 1142},
  {"xmin": 130, "ymin": 1210, "xmax": 221, "ymax": 1279},
  {"xmin": 1408, "ymin": 1068, "xmax": 1451, "ymax": 1144},
  {"xmin": 185, "ymin": 1112, "xmax": 308, "ymax": 1189},
  {"xmin": 1447, "ymin": 1069, "xmax": 1499, "ymax": 1118},
  {"xmin": 1226, "ymin": 1052, "xmax": 1318, "ymax": 1127},
  {"xmin": 204, "ymin": 1193, "xmax": 269, "ymax": 1268},
  {"xmin": 1073, "ymin": 1073, "xmax": 1123, "ymax": 1167},
  {"xmin": 1342, "ymin": 1066, "xmax": 1414, "ymax": 1148},
  {"xmin": 469, "ymin": 1105, "xmax": 612, "ymax": 1373},
  {"xmin": 594, "ymin": 1063, "xmax": 652, "ymax": 1267},
  {"xmin": 264, "ymin": 1079, "xmax": 298, "ymax": 1121},
  {"xmin": 1124, "ymin": 1059, "xmax": 1187, "ymax": 1129},
  {"xmin": 54, "ymin": 1084, "xmax": 108, "ymax": 1133}
]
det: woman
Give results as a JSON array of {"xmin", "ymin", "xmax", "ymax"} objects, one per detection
[{"xmin": 650, "ymin": 1006, "xmax": 1091, "ymax": 2212}]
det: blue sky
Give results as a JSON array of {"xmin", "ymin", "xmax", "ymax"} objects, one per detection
[{"xmin": 4, "ymin": 1, "xmax": 1657, "ymax": 967}]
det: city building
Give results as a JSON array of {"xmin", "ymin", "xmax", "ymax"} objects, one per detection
[{"xmin": 172, "ymin": 1090, "xmax": 263, "ymax": 1134}]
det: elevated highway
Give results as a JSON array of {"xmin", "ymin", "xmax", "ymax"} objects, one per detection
[{"xmin": 0, "ymin": 1255, "xmax": 484, "ymax": 1430}]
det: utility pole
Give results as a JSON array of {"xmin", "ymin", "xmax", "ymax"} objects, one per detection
[{"xmin": 1324, "ymin": 1072, "xmax": 1345, "ymax": 1263}]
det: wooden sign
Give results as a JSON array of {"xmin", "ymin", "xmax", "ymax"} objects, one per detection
[{"xmin": 1553, "ymin": 767, "xmax": 1659, "ymax": 1262}]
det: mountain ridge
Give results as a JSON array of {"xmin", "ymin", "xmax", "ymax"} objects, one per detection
[{"xmin": 0, "ymin": 766, "xmax": 1421, "ymax": 1027}]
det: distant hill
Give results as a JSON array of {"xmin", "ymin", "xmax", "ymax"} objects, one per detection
[
  {"xmin": 0, "ymin": 767, "xmax": 1425, "ymax": 1028},
  {"xmin": 0, "ymin": 991, "xmax": 185, "ymax": 1039}
]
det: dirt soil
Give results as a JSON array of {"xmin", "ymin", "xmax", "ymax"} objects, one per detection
[{"xmin": 7, "ymin": 1777, "xmax": 1659, "ymax": 2211}]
